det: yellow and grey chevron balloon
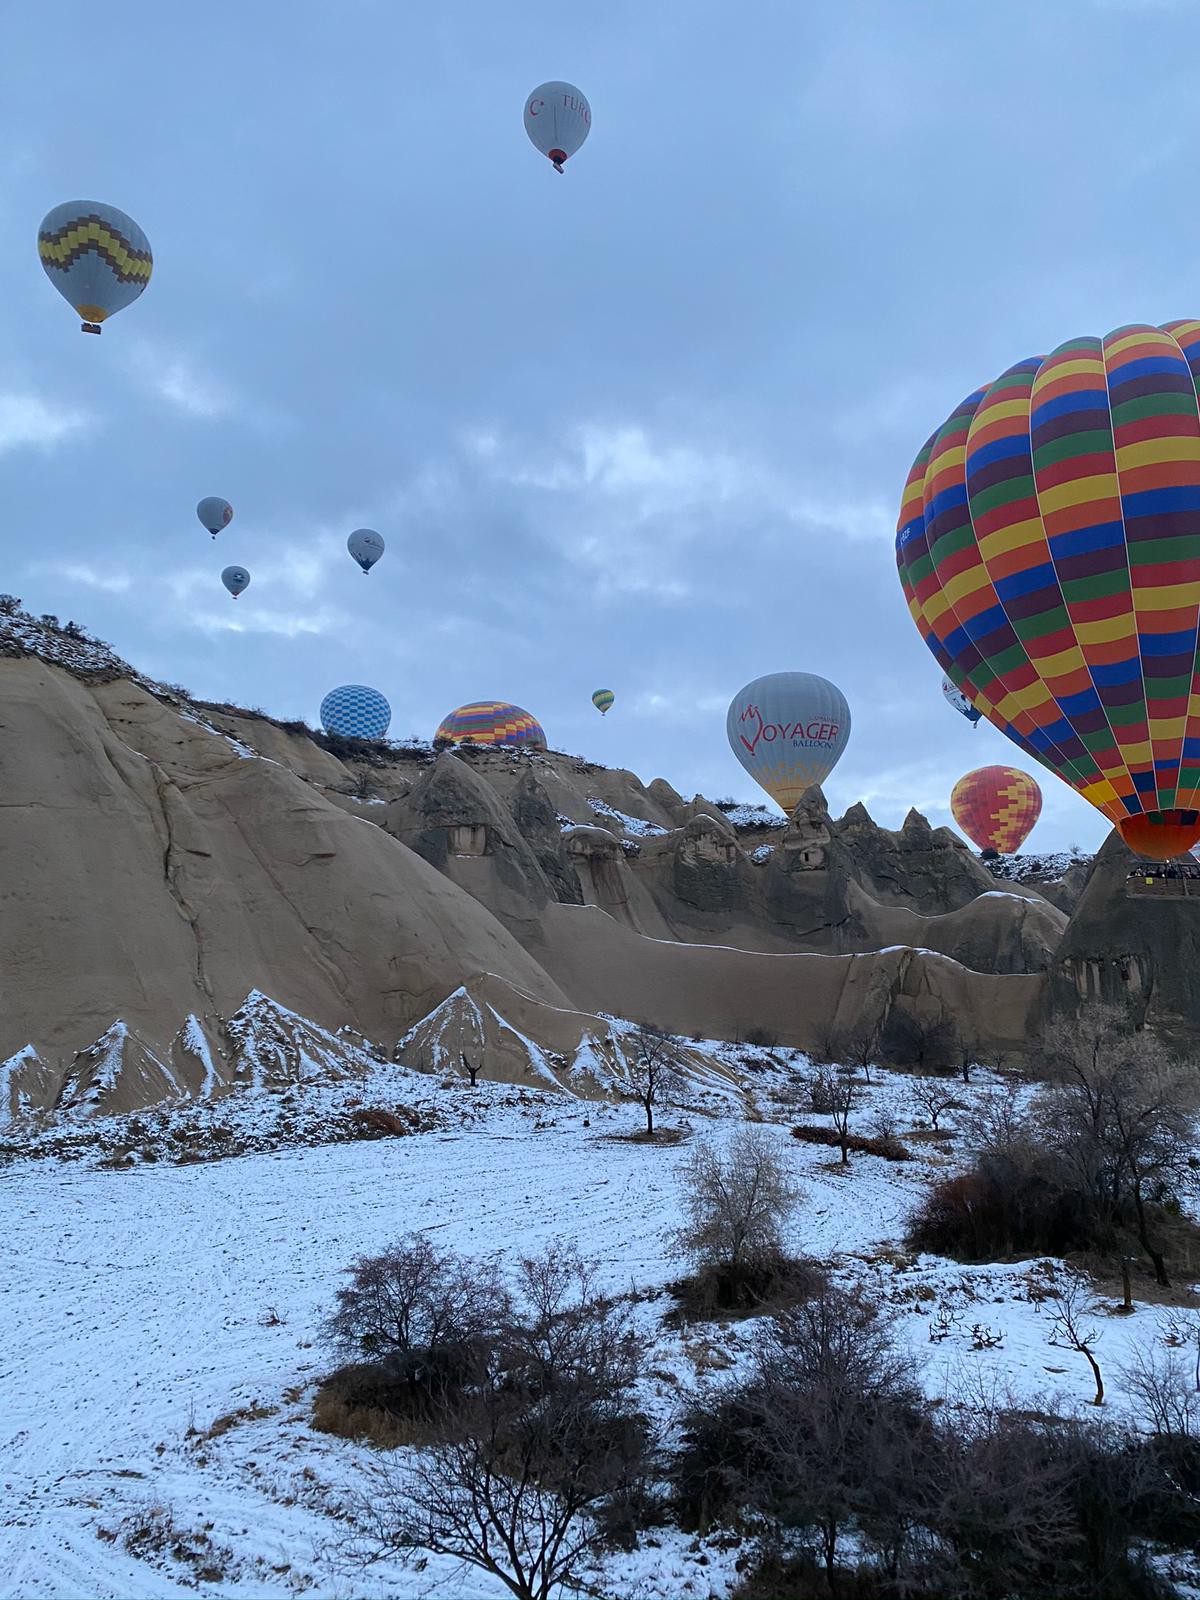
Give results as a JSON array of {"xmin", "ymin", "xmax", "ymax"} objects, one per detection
[{"xmin": 38, "ymin": 201, "xmax": 152, "ymax": 334}]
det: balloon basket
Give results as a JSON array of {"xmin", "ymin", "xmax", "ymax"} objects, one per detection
[{"xmin": 81, "ymin": 322, "xmax": 101, "ymax": 335}]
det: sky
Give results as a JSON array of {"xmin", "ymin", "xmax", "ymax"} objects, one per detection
[{"xmin": 3, "ymin": 0, "xmax": 1200, "ymax": 853}]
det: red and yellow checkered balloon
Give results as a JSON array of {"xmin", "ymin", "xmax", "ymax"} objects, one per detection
[{"xmin": 950, "ymin": 765, "xmax": 1041, "ymax": 856}]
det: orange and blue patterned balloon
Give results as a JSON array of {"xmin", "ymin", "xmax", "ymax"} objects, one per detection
[
  {"xmin": 897, "ymin": 321, "xmax": 1200, "ymax": 861},
  {"xmin": 950, "ymin": 765, "xmax": 1041, "ymax": 857},
  {"xmin": 435, "ymin": 702, "xmax": 546, "ymax": 748}
]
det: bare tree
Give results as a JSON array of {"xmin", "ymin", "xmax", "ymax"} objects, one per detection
[
  {"xmin": 616, "ymin": 1024, "xmax": 686, "ymax": 1137},
  {"xmin": 909, "ymin": 1078, "xmax": 963, "ymax": 1132},
  {"xmin": 1040, "ymin": 1006, "xmax": 1197, "ymax": 1286},
  {"xmin": 752, "ymin": 1285, "xmax": 924, "ymax": 1586},
  {"xmin": 346, "ymin": 1243, "xmax": 651, "ymax": 1600},
  {"xmin": 1048, "ymin": 1276, "xmax": 1104, "ymax": 1406},
  {"xmin": 461, "ymin": 1052, "xmax": 480, "ymax": 1088},
  {"xmin": 843, "ymin": 1026, "xmax": 878, "ymax": 1085},
  {"xmin": 674, "ymin": 1127, "xmax": 800, "ymax": 1276},
  {"xmin": 822, "ymin": 1066, "xmax": 859, "ymax": 1165}
]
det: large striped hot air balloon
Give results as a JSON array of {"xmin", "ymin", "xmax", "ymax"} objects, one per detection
[
  {"xmin": 951, "ymin": 765, "xmax": 1041, "ymax": 858},
  {"xmin": 897, "ymin": 320, "xmax": 1200, "ymax": 861},
  {"xmin": 435, "ymin": 702, "xmax": 546, "ymax": 748}
]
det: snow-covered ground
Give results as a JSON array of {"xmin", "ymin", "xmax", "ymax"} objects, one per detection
[{"xmin": 2, "ymin": 1062, "xmax": 1193, "ymax": 1599}]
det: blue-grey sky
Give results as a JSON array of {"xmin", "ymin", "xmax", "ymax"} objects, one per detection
[{"xmin": 3, "ymin": 0, "xmax": 1199, "ymax": 852}]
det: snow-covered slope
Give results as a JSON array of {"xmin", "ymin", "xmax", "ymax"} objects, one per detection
[{"xmin": 3, "ymin": 1066, "xmax": 1192, "ymax": 1600}]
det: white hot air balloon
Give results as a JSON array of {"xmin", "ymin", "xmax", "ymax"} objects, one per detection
[
  {"xmin": 726, "ymin": 672, "xmax": 851, "ymax": 816},
  {"xmin": 942, "ymin": 677, "xmax": 982, "ymax": 726},
  {"xmin": 524, "ymin": 82, "xmax": 591, "ymax": 172},
  {"xmin": 197, "ymin": 496, "xmax": 233, "ymax": 540},
  {"xmin": 347, "ymin": 528, "xmax": 385, "ymax": 574},
  {"xmin": 221, "ymin": 565, "xmax": 250, "ymax": 600}
]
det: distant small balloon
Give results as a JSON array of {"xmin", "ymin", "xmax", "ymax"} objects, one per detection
[
  {"xmin": 524, "ymin": 81, "xmax": 591, "ymax": 172},
  {"xmin": 38, "ymin": 201, "xmax": 152, "ymax": 333},
  {"xmin": 942, "ymin": 677, "xmax": 982, "ymax": 726},
  {"xmin": 592, "ymin": 689, "xmax": 615, "ymax": 715},
  {"xmin": 347, "ymin": 528, "xmax": 385, "ymax": 574},
  {"xmin": 197, "ymin": 497, "xmax": 233, "ymax": 540},
  {"xmin": 221, "ymin": 565, "xmax": 250, "ymax": 600}
]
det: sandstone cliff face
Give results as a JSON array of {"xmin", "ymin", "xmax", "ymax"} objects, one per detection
[
  {"xmin": 0, "ymin": 655, "xmax": 566, "ymax": 1080},
  {"xmin": 1046, "ymin": 834, "xmax": 1200, "ymax": 1046},
  {"xmin": 0, "ymin": 610, "xmax": 1102, "ymax": 1118}
]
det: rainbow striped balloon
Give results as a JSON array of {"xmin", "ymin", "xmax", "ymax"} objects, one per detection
[
  {"xmin": 435, "ymin": 702, "xmax": 546, "ymax": 748},
  {"xmin": 897, "ymin": 321, "xmax": 1200, "ymax": 861}
]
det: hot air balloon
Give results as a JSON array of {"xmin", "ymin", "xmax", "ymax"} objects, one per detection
[
  {"xmin": 943, "ymin": 677, "xmax": 982, "ymax": 726},
  {"xmin": 38, "ymin": 202, "xmax": 152, "ymax": 334},
  {"xmin": 592, "ymin": 689, "xmax": 615, "ymax": 715},
  {"xmin": 524, "ymin": 82, "xmax": 591, "ymax": 172},
  {"xmin": 221, "ymin": 566, "xmax": 250, "ymax": 599},
  {"xmin": 951, "ymin": 766, "xmax": 1041, "ymax": 858},
  {"xmin": 435, "ymin": 702, "xmax": 546, "ymax": 748},
  {"xmin": 197, "ymin": 497, "xmax": 233, "ymax": 540},
  {"xmin": 726, "ymin": 672, "xmax": 851, "ymax": 815},
  {"xmin": 347, "ymin": 528, "xmax": 385, "ymax": 574},
  {"xmin": 320, "ymin": 685, "xmax": 391, "ymax": 741},
  {"xmin": 897, "ymin": 320, "xmax": 1200, "ymax": 862}
]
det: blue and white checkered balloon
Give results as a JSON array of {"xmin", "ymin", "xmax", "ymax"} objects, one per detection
[{"xmin": 319, "ymin": 684, "xmax": 391, "ymax": 741}]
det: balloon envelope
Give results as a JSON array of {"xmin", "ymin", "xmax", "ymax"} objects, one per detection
[
  {"xmin": 436, "ymin": 702, "xmax": 546, "ymax": 748},
  {"xmin": 951, "ymin": 765, "xmax": 1041, "ymax": 856},
  {"xmin": 197, "ymin": 497, "xmax": 233, "ymax": 538},
  {"xmin": 897, "ymin": 320, "xmax": 1200, "ymax": 861},
  {"xmin": 320, "ymin": 684, "xmax": 391, "ymax": 741},
  {"xmin": 726, "ymin": 672, "xmax": 851, "ymax": 815},
  {"xmin": 592, "ymin": 689, "xmax": 615, "ymax": 715},
  {"xmin": 38, "ymin": 201, "xmax": 152, "ymax": 331},
  {"xmin": 221, "ymin": 566, "xmax": 250, "ymax": 598},
  {"xmin": 524, "ymin": 82, "xmax": 591, "ymax": 169},
  {"xmin": 942, "ymin": 677, "xmax": 982, "ymax": 725},
  {"xmin": 347, "ymin": 528, "xmax": 385, "ymax": 573}
]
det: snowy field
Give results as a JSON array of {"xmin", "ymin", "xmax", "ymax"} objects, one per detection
[{"xmin": 3, "ymin": 1063, "xmax": 1195, "ymax": 1599}]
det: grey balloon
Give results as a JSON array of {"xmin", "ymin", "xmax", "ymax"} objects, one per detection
[
  {"xmin": 197, "ymin": 497, "xmax": 233, "ymax": 539},
  {"xmin": 726, "ymin": 671, "xmax": 851, "ymax": 815},
  {"xmin": 221, "ymin": 565, "xmax": 250, "ymax": 599},
  {"xmin": 347, "ymin": 527, "xmax": 385, "ymax": 573}
]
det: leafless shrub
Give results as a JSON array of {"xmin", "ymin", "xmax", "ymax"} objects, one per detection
[
  {"xmin": 322, "ymin": 1234, "xmax": 509, "ymax": 1365},
  {"xmin": 342, "ymin": 1243, "xmax": 654, "ymax": 1600},
  {"xmin": 671, "ymin": 1128, "xmax": 812, "ymax": 1314},
  {"xmin": 674, "ymin": 1128, "xmax": 800, "ymax": 1275},
  {"xmin": 1124, "ymin": 1345, "xmax": 1200, "ymax": 1441}
]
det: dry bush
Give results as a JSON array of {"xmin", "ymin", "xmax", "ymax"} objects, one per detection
[
  {"xmin": 791, "ymin": 1125, "xmax": 911, "ymax": 1161},
  {"xmin": 341, "ymin": 1241, "xmax": 656, "ymax": 1600},
  {"xmin": 350, "ymin": 1107, "xmax": 414, "ymax": 1138},
  {"xmin": 909, "ymin": 1016, "xmax": 1200, "ymax": 1288}
]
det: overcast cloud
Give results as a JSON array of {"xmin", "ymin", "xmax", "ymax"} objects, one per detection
[{"xmin": 4, "ymin": 1, "xmax": 1200, "ymax": 851}]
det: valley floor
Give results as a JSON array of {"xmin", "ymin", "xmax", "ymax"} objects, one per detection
[{"xmin": 3, "ymin": 1064, "xmax": 1197, "ymax": 1599}]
